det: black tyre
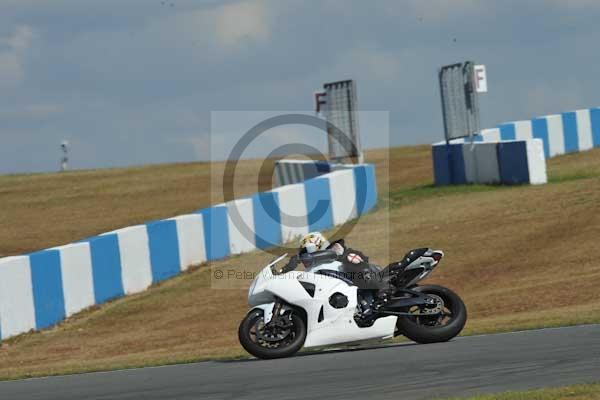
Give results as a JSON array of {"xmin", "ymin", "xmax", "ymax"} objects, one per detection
[
  {"xmin": 238, "ymin": 309, "xmax": 307, "ymax": 359},
  {"xmin": 396, "ymin": 285, "xmax": 467, "ymax": 344}
]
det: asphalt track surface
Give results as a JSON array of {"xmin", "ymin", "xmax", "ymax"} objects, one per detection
[{"xmin": 1, "ymin": 324, "xmax": 599, "ymax": 400}]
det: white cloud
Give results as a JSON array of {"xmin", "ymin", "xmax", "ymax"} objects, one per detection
[
  {"xmin": 3, "ymin": 25, "xmax": 34, "ymax": 52},
  {"xmin": 344, "ymin": 46, "xmax": 402, "ymax": 81},
  {"xmin": 0, "ymin": 25, "xmax": 35, "ymax": 87},
  {"xmin": 0, "ymin": 103, "xmax": 65, "ymax": 120},
  {"xmin": 550, "ymin": 0, "xmax": 600, "ymax": 9},
  {"xmin": 318, "ymin": 45, "xmax": 403, "ymax": 84},
  {"xmin": 385, "ymin": 0, "xmax": 485, "ymax": 21},
  {"xmin": 84, "ymin": 0, "xmax": 272, "ymax": 77},
  {"xmin": 171, "ymin": 0, "xmax": 271, "ymax": 52},
  {"xmin": 213, "ymin": 0, "xmax": 270, "ymax": 47}
]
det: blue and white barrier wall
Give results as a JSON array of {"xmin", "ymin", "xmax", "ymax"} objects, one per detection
[
  {"xmin": 447, "ymin": 107, "xmax": 600, "ymax": 158},
  {"xmin": 0, "ymin": 164, "xmax": 377, "ymax": 340},
  {"xmin": 432, "ymin": 139, "xmax": 547, "ymax": 186}
]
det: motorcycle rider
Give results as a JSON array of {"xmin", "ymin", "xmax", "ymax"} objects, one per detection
[
  {"xmin": 281, "ymin": 232, "xmax": 367, "ymax": 272},
  {"xmin": 281, "ymin": 232, "xmax": 389, "ymax": 315}
]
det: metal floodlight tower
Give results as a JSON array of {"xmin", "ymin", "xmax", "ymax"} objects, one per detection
[
  {"xmin": 315, "ymin": 79, "xmax": 363, "ymax": 164},
  {"xmin": 438, "ymin": 61, "xmax": 487, "ymax": 143},
  {"xmin": 60, "ymin": 140, "xmax": 69, "ymax": 172}
]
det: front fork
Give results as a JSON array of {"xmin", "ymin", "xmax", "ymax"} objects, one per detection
[
  {"xmin": 253, "ymin": 298, "xmax": 291, "ymax": 326},
  {"xmin": 252, "ymin": 302, "xmax": 275, "ymax": 324}
]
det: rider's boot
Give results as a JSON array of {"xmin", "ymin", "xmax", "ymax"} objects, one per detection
[
  {"xmin": 357, "ymin": 290, "xmax": 378, "ymax": 317},
  {"xmin": 373, "ymin": 289, "xmax": 391, "ymax": 311}
]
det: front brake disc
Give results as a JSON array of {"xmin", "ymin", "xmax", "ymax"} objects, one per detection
[{"xmin": 256, "ymin": 320, "xmax": 291, "ymax": 343}]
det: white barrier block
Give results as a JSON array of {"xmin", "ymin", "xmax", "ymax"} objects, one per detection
[
  {"xmin": 327, "ymin": 169, "xmax": 358, "ymax": 225},
  {"xmin": 474, "ymin": 142, "xmax": 500, "ymax": 183},
  {"xmin": 480, "ymin": 128, "xmax": 501, "ymax": 142},
  {"xmin": 226, "ymin": 198, "xmax": 256, "ymax": 254},
  {"xmin": 171, "ymin": 214, "xmax": 206, "ymax": 270},
  {"xmin": 514, "ymin": 120, "xmax": 533, "ymax": 141},
  {"xmin": 481, "ymin": 128, "xmax": 501, "ymax": 141},
  {"xmin": 109, "ymin": 226, "xmax": 153, "ymax": 294},
  {"xmin": 526, "ymin": 138, "xmax": 548, "ymax": 185},
  {"xmin": 461, "ymin": 142, "xmax": 500, "ymax": 184},
  {"xmin": 0, "ymin": 256, "xmax": 36, "ymax": 338},
  {"xmin": 54, "ymin": 242, "xmax": 95, "ymax": 316},
  {"xmin": 576, "ymin": 109, "xmax": 594, "ymax": 151},
  {"xmin": 271, "ymin": 183, "xmax": 308, "ymax": 244},
  {"xmin": 462, "ymin": 144, "xmax": 477, "ymax": 184},
  {"xmin": 433, "ymin": 138, "xmax": 466, "ymax": 146},
  {"xmin": 545, "ymin": 115, "xmax": 565, "ymax": 157}
]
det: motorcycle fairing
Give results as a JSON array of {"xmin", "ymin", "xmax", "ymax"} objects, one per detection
[
  {"xmin": 251, "ymin": 302, "xmax": 276, "ymax": 324},
  {"xmin": 252, "ymin": 268, "xmax": 397, "ymax": 348}
]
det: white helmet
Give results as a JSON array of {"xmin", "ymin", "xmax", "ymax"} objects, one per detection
[{"xmin": 300, "ymin": 232, "xmax": 330, "ymax": 254}]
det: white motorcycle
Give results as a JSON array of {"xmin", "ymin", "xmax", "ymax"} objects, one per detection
[{"xmin": 238, "ymin": 248, "xmax": 467, "ymax": 359}]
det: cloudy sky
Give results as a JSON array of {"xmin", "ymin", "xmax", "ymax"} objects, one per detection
[{"xmin": 1, "ymin": 0, "xmax": 599, "ymax": 173}]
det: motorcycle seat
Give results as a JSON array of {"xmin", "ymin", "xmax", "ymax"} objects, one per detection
[{"xmin": 382, "ymin": 248, "xmax": 429, "ymax": 274}]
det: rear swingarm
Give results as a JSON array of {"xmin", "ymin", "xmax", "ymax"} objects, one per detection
[{"xmin": 380, "ymin": 288, "xmax": 437, "ymax": 311}]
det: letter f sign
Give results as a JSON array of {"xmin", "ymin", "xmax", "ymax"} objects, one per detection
[{"xmin": 474, "ymin": 65, "xmax": 488, "ymax": 93}]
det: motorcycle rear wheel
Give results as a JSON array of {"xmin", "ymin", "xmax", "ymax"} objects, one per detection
[
  {"xmin": 396, "ymin": 285, "xmax": 467, "ymax": 344},
  {"xmin": 238, "ymin": 309, "xmax": 307, "ymax": 359}
]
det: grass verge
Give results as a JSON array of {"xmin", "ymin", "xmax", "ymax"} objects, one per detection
[{"xmin": 441, "ymin": 383, "xmax": 600, "ymax": 400}]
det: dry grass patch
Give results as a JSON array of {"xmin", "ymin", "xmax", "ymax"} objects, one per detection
[
  {"xmin": 0, "ymin": 158, "xmax": 275, "ymax": 257},
  {"xmin": 441, "ymin": 383, "xmax": 600, "ymax": 400}
]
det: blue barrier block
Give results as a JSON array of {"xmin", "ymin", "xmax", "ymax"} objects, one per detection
[
  {"xmin": 29, "ymin": 250, "xmax": 66, "ymax": 330},
  {"xmin": 532, "ymin": 118, "xmax": 550, "ymax": 158},
  {"xmin": 315, "ymin": 161, "xmax": 331, "ymax": 173},
  {"xmin": 301, "ymin": 161, "xmax": 331, "ymax": 180},
  {"xmin": 590, "ymin": 108, "xmax": 600, "ymax": 147},
  {"xmin": 499, "ymin": 123, "xmax": 516, "ymax": 141},
  {"xmin": 562, "ymin": 112, "xmax": 579, "ymax": 153},
  {"xmin": 304, "ymin": 176, "xmax": 334, "ymax": 231},
  {"xmin": 432, "ymin": 145, "xmax": 451, "ymax": 186},
  {"xmin": 196, "ymin": 206, "xmax": 230, "ymax": 261},
  {"xmin": 353, "ymin": 165, "xmax": 377, "ymax": 214},
  {"xmin": 147, "ymin": 220, "xmax": 181, "ymax": 282},
  {"xmin": 253, "ymin": 192, "xmax": 282, "ymax": 249},
  {"xmin": 432, "ymin": 144, "xmax": 466, "ymax": 185},
  {"xmin": 449, "ymin": 144, "xmax": 467, "ymax": 184},
  {"xmin": 88, "ymin": 234, "xmax": 124, "ymax": 304},
  {"xmin": 497, "ymin": 141, "xmax": 530, "ymax": 184}
]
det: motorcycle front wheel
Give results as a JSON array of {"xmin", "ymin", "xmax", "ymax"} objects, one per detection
[
  {"xmin": 238, "ymin": 309, "xmax": 307, "ymax": 359},
  {"xmin": 396, "ymin": 284, "xmax": 467, "ymax": 344}
]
